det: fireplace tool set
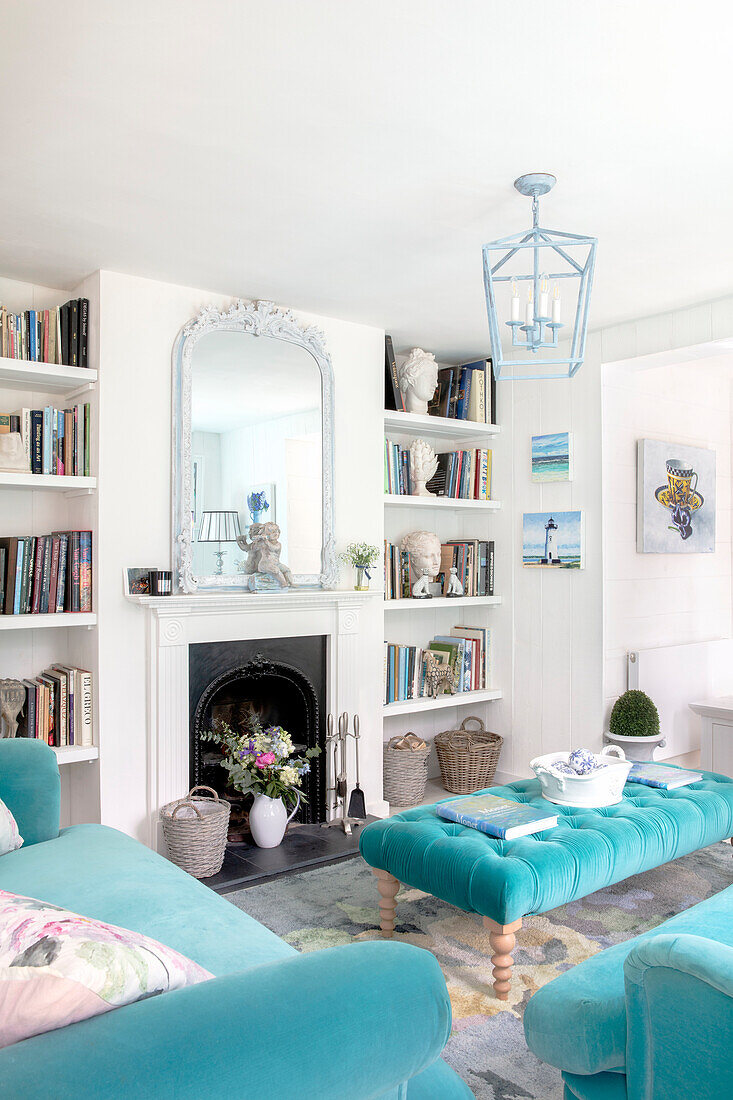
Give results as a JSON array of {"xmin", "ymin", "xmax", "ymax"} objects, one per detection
[{"xmin": 322, "ymin": 712, "xmax": 366, "ymax": 835}]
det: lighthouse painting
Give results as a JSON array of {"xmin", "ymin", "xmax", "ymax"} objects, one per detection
[{"xmin": 523, "ymin": 510, "xmax": 584, "ymax": 569}]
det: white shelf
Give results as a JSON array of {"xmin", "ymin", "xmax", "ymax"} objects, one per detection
[
  {"xmin": 0, "ymin": 613, "xmax": 96, "ymax": 631},
  {"xmin": 53, "ymin": 745, "xmax": 98, "ymax": 765},
  {"xmin": 0, "ymin": 473, "xmax": 96, "ymax": 493},
  {"xmin": 383, "ymin": 688, "xmax": 503, "ymax": 716},
  {"xmin": 384, "ymin": 409, "xmax": 500, "ymax": 442},
  {"xmin": 384, "ymin": 493, "xmax": 500, "ymax": 511},
  {"xmin": 384, "ymin": 595, "xmax": 502, "ymax": 610},
  {"xmin": 0, "ymin": 358, "xmax": 97, "ymax": 394}
]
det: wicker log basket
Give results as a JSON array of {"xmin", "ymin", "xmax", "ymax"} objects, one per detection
[
  {"xmin": 435, "ymin": 716, "xmax": 503, "ymax": 795},
  {"xmin": 383, "ymin": 733, "xmax": 430, "ymax": 807},
  {"xmin": 160, "ymin": 786, "xmax": 231, "ymax": 879}
]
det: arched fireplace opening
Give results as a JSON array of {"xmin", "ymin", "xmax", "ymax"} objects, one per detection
[{"xmin": 189, "ymin": 638, "xmax": 327, "ymax": 834}]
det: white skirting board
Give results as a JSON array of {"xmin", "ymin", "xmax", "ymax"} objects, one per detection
[{"xmin": 628, "ymin": 639, "xmax": 733, "ymax": 759}]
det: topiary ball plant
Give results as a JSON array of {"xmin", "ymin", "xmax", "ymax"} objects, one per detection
[{"xmin": 609, "ymin": 689, "xmax": 660, "ymax": 738}]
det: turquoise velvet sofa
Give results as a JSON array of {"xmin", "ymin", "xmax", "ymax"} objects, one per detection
[
  {"xmin": 524, "ymin": 871, "xmax": 733, "ymax": 1099},
  {"xmin": 0, "ymin": 739, "xmax": 473, "ymax": 1100}
]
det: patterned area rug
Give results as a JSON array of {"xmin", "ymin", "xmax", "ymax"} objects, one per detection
[{"xmin": 227, "ymin": 842, "xmax": 732, "ymax": 1100}]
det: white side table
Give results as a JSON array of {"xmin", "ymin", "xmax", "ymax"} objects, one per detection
[{"xmin": 689, "ymin": 698, "xmax": 733, "ymax": 776}]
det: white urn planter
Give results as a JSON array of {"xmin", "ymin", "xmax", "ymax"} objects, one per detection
[
  {"xmin": 248, "ymin": 793, "xmax": 300, "ymax": 848},
  {"xmin": 604, "ymin": 732, "xmax": 666, "ymax": 762}
]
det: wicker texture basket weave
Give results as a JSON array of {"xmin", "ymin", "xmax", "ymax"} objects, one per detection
[
  {"xmin": 435, "ymin": 716, "xmax": 503, "ymax": 794},
  {"xmin": 383, "ymin": 733, "xmax": 430, "ymax": 806},
  {"xmin": 160, "ymin": 786, "xmax": 231, "ymax": 879}
]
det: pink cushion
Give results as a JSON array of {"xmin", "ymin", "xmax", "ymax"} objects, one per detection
[{"xmin": 0, "ymin": 891, "xmax": 212, "ymax": 1047}]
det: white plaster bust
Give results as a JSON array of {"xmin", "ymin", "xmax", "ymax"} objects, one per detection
[
  {"xmin": 409, "ymin": 438, "xmax": 438, "ymax": 496},
  {"xmin": 398, "ymin": 348, "xmax": 439, "ymax": 414},
  {"xmin": 401, "ymin": 530, "xmax": 441, "ymax": 598}
]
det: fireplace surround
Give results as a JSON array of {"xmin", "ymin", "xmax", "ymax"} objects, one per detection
[{"xmin": 134, "ymin": 589, "xmax": 385, "ymax": 851}]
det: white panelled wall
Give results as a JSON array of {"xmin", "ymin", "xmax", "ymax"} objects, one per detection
[{"xmin": 603, "ymin": 351, "xmax": 733, "ymax": 742}]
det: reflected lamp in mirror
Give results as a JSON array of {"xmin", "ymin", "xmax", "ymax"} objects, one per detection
[{"xmin": 197, "ymin": 510, "xmax": 242, "ymax": 576}]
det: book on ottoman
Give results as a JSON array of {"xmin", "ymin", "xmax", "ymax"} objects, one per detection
[
  {"xmin": 436, "ymin": 793, "xmax": 558, "ymax": 839},
  {"xmin": 626, "ymin": 763, "xmax": 702, "ymax": 789}
]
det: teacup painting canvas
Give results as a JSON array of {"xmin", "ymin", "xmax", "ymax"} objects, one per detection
[
  {"xmin": 531, "ymin": 432, "xmax": 573, "ymax": 482},
  {"xmin": 637, "ymin": 439, "xmax": 716, "ymax": 553},
  {"xmin": 523, "ymin": 511, "xmax": 584, "ymax": 569}
]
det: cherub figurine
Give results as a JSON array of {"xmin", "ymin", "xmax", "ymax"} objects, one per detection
[{"xmin": 237, "ymin": 521, "xmax": 294, "ymax": 587}]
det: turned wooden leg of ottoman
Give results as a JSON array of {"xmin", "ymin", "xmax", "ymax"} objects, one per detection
[
  {"xmin": 371, "ymin": 868, "xmax": 400, "ymax": 937},
  {"xmin": 484, "ymin": 916, "xmax": 523, "ymax": 1000}
]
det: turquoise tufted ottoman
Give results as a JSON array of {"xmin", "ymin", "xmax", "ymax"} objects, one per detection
[{"xmin": 359, "ymin": 769, "xmax": 733, "ymax": 999}]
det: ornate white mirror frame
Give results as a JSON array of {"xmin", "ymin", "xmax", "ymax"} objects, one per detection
[{"xmin": 172, "ymin": 299, "xmax": 337, "ymax": 592}]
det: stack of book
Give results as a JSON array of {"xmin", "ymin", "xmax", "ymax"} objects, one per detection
[
  {"xmin": 428, "ymin": 360, "xmax": 496, "ymax": 425},
  {"xmin": 384, "ymin": 337, "xmax": 496, "ymax": 425},
  {"xmin": 384, "ymin": 539, "xmax": 495, "ymax": 600},
  {"xmin": 384, "ymin": 626, "xmax": 491, "ymax": 704},
  {"xmin": 19, "ymin": 665, "xmax": 94, "ymax": 748},
  {"xmin": 0, "ymin": 299, "xmax": 90, "ymax": 367},
  {"xmin": 1, "ymin": 404, "xmax": 91, "ymax": 476},
  {"xmin": 0, "ymin": 532, "xmax": 92, "ymax": 615},
  {"xmin": 385, "ymin": 440, "xmax": 492, "ymax": 500}
]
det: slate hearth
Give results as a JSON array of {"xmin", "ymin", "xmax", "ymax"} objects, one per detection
[{"xmin": 202, "ymin": 818, "xmax": 375, "ymax": 893}]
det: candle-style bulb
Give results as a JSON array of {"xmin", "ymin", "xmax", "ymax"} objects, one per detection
[
  {"xmin": 552, "ymin": 284, "xmax": 561, "ymax": 323},
  {"xmin": 510, "ymin": 280, "xmax": 521, "ymax": 322},
  {"xmin": 539, "ymin": 275, "xmax": 550, "ymax": 319}
]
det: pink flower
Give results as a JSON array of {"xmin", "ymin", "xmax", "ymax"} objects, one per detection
[{"xmin": 255, "ymin": 752, "xmax": 276, "ymax": 768}]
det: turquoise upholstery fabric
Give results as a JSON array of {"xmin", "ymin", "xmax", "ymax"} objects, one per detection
[
  {"xmin": 0, "ymin": 738, "xmax": 59, "ymax": 846},
  {"xmin": 0, "ymin": 823, "xmax": 294, "ymax": 973},
  {"xmin": 0, "ymin": 939, "xmax": 453, "ymax": 1099},
  {"xmin": 624, "ymin": 934, "xmax": 733, "ymax": 1099},
  {"xmin": 359, "ymin": 772, "xmax": 733, "ymax": 925},
  {"xmin": 562, "ymin": 1071, "xmax": 627, "ymax": 1100},
  {"xmin": 523, "ymin": 881, "xmax": 733, "ymax": 1076},
  {"xmin": 0, "ymin": 800, "xmax": 469, "ymax": 1096}
]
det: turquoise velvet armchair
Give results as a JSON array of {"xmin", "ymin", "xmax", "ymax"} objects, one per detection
[{"xmin": 0, "ymin": 739, "xmax": 473, "ymax": 1099}]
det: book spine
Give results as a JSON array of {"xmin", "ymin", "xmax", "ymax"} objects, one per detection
[
  {"xmin": 384, "ymin": 335, "xmax": 404, "ymax": 412},
  {"xmin": 79, "ymin": 532, "xmax": 92, "ymax": 612},
  {"xmin": 48, "ymin": 536, "xmax": 61, "ymax": 613},
  {"xmin": 83, "ymin": 403, "xmax": 90, "ymax": 477},
  {"xmin": 79, "ymin": 298, "xmax": 89, "ymax": 369},
  {"xmin": 488, "ymin": 541, "xmax": 495, "ymax": 596},
  {"xmin": 25, "ymin": 683, "xmax": 36, "ymax": 739},
  {"xmin": 39, "ymin": 537, "xmax": 52, "ymax": 614},
  {"xmin": 12, "ymin": 541, "xmax": 24, "ymax": 615},
  {"xmin": 31, "ymin": 537, "xmax": 45, "ymax": 614},
  {"xmin": 71, "ymin": 532, "xmax": 81, "ymax": 612},
  {"xmin": 55, "ymin": 535, "xmax": 68, "ymax": 613},
  {"xmin": 70, "ymin": 300, "xmax": 79, "ymax": 366},
  {"xmin": 79, "ymin": 671, "xmax": 93, "ymax": 746},
  {"xmin": 42, "ymin": 406, "xmax": 52, "ymax": 474}
]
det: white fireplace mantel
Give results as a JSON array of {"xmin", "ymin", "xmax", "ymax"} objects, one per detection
[{"xmin": 129, "ymin": 589, "xmax": 385, "ymax": 848}]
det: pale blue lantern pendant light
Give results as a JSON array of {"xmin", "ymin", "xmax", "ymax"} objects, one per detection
[{"xmin": 482, "ymin": 173, "xmax": 597, "ymax": 381}]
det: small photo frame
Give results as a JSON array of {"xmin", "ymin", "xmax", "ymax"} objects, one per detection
[{"xmin": 123, "ymin": 567, "xmax": 155, "ymax": 596}]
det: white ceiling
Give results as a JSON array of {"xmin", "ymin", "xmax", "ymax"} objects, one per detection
[{"xmin": 1, "ymin": 1, "xmax": 732, "ymax": 360}]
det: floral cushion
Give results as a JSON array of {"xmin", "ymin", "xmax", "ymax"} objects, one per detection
[
  {"xmin": 0, "ymin": 891, "xmax": 212, "ymax": 1047},
  {"xmin": 0, "ymin": 799, "xmax": 22, "ymax": 857}
]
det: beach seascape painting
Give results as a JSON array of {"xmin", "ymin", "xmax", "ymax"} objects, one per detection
[
  {"xmin": 523, "ymin": 510, "xmax": 584, "ymax": 569},
  {"xmin": 531, "ymin": 432, "xmax": 573, "ymax": 482}
]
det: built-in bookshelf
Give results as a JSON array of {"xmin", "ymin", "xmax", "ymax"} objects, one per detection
[
  {"xmin": 0, "ymin": 301, "xmax": 98, "ymax": 799},
  {"xmin": 382, "ymin": 395, "xmax": 504, "ymax": 795}
]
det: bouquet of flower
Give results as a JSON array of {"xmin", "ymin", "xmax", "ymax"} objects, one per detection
[
  {"xmin": 201, "ymin": 712, "xmax": 320, "ymax": 806},
  {"xmin": 340, "ymin": 542, "xmax": 380, "ymax": 570}
]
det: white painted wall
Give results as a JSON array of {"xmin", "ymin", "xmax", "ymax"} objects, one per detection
[
  {"xmin": 94, "ymin": 271, "xmax": 384, "ymax": 841},
  {"xmin": 602, "ymin": 352, "xmax": 733, "ymax": 755}
]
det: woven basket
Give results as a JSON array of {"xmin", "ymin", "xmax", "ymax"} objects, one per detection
[
  {"xmin": 383, "ymin": 733, "xmax": 430, "ymax": 806},
  {"xmin": 435, "ymin": 716, "xmax": 503, "ymax": 794},
  {"xmin": 160, "ymin": 786, "xmax": 231, "ymax": 879}
]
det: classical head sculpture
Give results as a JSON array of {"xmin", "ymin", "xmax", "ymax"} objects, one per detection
[
  {"xmin": 401, "ymin": 530, "xmax": 442, "ymax": 577},
  {"xmin": 409, "ymin": 438, "xmax": 438, "ymax": 496},
  {"xmin": 398, "ymin": 348, "xmax": 439, "ymax": 414}
]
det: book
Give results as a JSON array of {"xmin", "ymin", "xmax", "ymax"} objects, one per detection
[
  {"xmin": 437, "ymin": 793, "xmax": 558, "ymax": 839},
  {"xmin": 384, "ymin": 335, "xmax": 404, "ymax": 411},
  {"xmin": 626, "ymin": 763, "xmax": 703, "ymax": 790}
]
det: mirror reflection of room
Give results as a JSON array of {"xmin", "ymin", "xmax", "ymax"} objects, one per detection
[{"xmin": 190, "ymin": 330, "xmax": 323, "ymax": 580}]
